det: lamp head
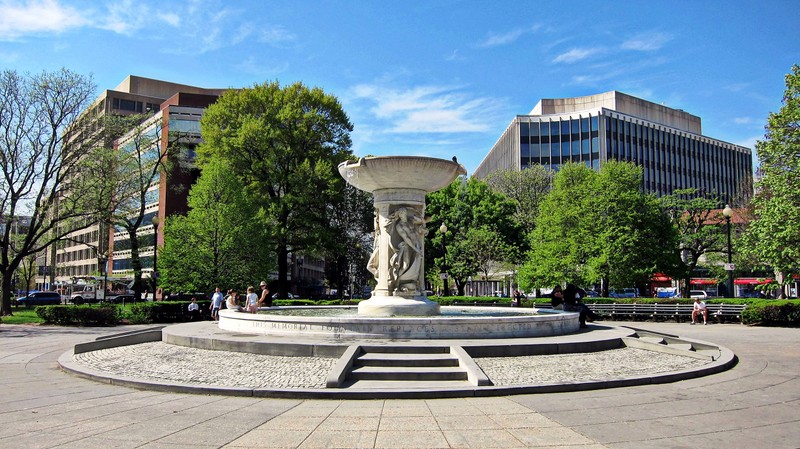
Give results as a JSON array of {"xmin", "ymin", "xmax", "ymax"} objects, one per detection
[
  {"xmin": 439, "ymin": 223, "xmax": 447, "ymax": 234},
  {"xmin": 722, "ymin": 204, "xmax": 733, "ymax": 218}
]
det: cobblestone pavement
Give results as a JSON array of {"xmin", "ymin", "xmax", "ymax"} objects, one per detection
[
  {"xmin": 477, "ymin": 347, "xmax": 707, "ymax": 386},
  {"xmin": 73, "ymin": 342, "xmax": 709, "ymax": 389},
  {"xmin": 2, "ymin": 321, "xmax": 799, "ymax": 448}
]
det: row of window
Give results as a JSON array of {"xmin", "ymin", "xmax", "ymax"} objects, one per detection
[
  {"xmin": 603, "ymin": 116, "xmax": 751, "ymax": 200},
  {"xmin": 513, "ymin": 113, "xmax": 751, "ymax": 201},
  {"xmin": 113, "ymin": 256, "xmax": 153, "ymax": 272},
  {"xmin": 111, "ymin": 97, "xmax": 160, "ymax": 114}
]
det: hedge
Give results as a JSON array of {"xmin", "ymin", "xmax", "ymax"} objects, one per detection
[
  {"xmin": 128, "ymin": 300, "xmax": 212, "ymax": 324},
  {"xmin": 741, "ymin": 300, "xmax": 800, "ymax": 326},
  {"xmin": 36, "ymin": 305, "xmax": 120, "ymax": 326}
]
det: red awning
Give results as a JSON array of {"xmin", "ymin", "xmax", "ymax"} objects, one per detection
[
  {"xmin": 651, "ymin": 275, "xmax": 672, "ymax": 282},
  {"xmin": 690, "ymin": 278, "xmax": 718, "ymax": 285},
  {"xmin": 734, "ymin": 278, "xmax": 773, "ymax": 285}
]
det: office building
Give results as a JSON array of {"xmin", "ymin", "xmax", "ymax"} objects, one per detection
[
  {"xmin": 49, "ymin": 77, "xmax": 226, "ymax": 294},
  {"xmin": 475, "ymin": 91, "xmax": 753, "ymax": 203}
]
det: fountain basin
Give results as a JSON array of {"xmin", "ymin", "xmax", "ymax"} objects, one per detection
[
  {"xmin": 219, "ymin": 306, "xmax": 580, "ymax": 339},
  {"xmin": 338, "ymin": 156, "xmax": 467, "ymax": 193}
]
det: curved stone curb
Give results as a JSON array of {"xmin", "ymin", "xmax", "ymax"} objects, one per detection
[{"xmin": 58, "ymin": 323, "xmax": 738, "ymax": 399}]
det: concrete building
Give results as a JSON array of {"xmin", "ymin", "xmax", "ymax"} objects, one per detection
[
  {"xmin": 475, "ymin": 91, "xmax": 753, "ymax": 203},
  {"xmin": 49, "ymin": 76, "xmax": 326, "ymax": 298},
  {"xmin": 48, "ymin": 76, "xmax": 226, "ymax": 294}
]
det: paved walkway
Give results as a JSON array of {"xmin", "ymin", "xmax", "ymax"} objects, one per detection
[{"xmin": 0, "ymin": 321, "xmax": 798, "ymax": 448}]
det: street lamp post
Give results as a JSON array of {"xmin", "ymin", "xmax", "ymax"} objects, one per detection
[
  {"xmin": 151, "ymin": 216, "xmax": 160, "ymax": 300},
  {"xmin": 98, "ymin": 251, "xmax": 108, "ymax": 303},
  {"xmin": 439, "ymin": 223, "xmax": 449, "ymax": 297},
  {"xmin": 722, "ymin": 204, "xmax": 734, "ymax": 298}
]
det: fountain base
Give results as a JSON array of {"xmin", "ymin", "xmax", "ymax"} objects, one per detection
[
  {"xmin": 218, "ymin": 306, "xmax": 580, "ymax": 339},
  {"xmin": 357, "ymin": 295, "xmax": 440, "ymax": 316}
]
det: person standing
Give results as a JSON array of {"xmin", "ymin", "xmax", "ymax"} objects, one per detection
[
  {"xmin": 258, "ymin": 281, "xmax": 272, "ymax": 307},
  {"xmin": 210, "ymin": 287, "xmax": 224, "ymax": 321},
  {"xmin": 245, "ymin": 286, "xmax": 259, "ymax": 313}
]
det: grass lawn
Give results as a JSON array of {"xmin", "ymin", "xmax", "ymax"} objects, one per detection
[{"xmin": 1, "ymin": 308, "xmax": 44, "ymax": 324}]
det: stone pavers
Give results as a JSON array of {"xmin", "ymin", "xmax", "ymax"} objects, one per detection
[
  {"xmin": 1, "ymin": 321, "xmax": 798, "ymax": 448},
  {"xmin": 74, "ymin": 342, "xmax": 336, "ymax": 389},
  {"xmin": 477, "ymin": 347, "xmax": 707, "ymax": 386}
]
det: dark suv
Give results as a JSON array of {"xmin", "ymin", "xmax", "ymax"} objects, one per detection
[{"xmin": 16, "ymin": 291, "xmax": 63, "ymax": 307}]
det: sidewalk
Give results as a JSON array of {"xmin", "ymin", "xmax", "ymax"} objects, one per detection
[{"xmin": 0, "ymin": 321, "xmax": 797, "ymax": 448}]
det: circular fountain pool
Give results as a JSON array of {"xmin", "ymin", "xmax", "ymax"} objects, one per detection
[{"xmin": 218, "ymin": 306, "xmax": 580, "ymax": 339}]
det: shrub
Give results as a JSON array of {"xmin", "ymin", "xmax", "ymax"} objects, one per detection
[
  {"xmin": 741, "ymin": 300, "xmax": 800, "ymax": 326},
  {"xmin": 126, "ymin": 301, "xmax": 212, "ymax": 324},
  {"xmin": 36, "ymin": 305, "xmax": 120, "ymax": 326}
]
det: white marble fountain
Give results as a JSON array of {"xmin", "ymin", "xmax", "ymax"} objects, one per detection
[{"xmin": 218, "ymin": 156, "xmax": 579, "ymax": 339}]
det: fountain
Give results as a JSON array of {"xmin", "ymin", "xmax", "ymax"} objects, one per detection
[
  {"xmin": 217, "ymin": 156, "xmax": 580, "ymax": 339},
  {"xmin": 339, "ymin": 156, "xmax": 465, "ymax": 316}
]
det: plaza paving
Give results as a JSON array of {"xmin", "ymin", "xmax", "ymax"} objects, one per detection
[{"xmin": 0, "ymin": 320, "xmax": 798, "ymax": 448}]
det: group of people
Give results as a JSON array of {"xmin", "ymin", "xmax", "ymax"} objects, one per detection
[
  {"xmin": 550, "ymin": 284, "xmax": 599, "ymax": 328},
  {"xmin": 209, "ymin": 281, "xmax": 271, "ymax": 320}
]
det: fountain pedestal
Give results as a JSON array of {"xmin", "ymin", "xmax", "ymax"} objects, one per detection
[{"xmin": 338, "ymin": 156, "xmax": 466, "ymax": 316}]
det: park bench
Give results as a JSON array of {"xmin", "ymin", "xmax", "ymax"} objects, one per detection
[
  {"xmin": 453, "ymin": 300, "xmax": 746, "ymax": 323},
  {"xmin": 585, "ymin": 302, "xmax": 746, "ymax": 323}
]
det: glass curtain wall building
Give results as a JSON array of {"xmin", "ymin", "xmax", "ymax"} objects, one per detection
[{"xmin": 475, "ymin": 91, "xmax": 753, "ymax": 204}]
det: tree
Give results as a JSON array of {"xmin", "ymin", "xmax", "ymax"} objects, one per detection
[
  {"xmin": 158, "ymin": 158, "xmax": 273, "ymax": 293},
  {"xmin": 198, "ymin": 81, "xmax": 353, "ymax": 298},
  {"xmin": 746, "ymin": 65, "xmax": 800, "ymax": 298},
  {"xmin": 99, "ymin": 113, "xmax": 186, "ymax": 302},
  {"xmin": 324, "ymin": 181, "xmax": 374, "ymax": 298},
  {"xmin": 660, "ymin": 188, "xmax": 728, "ymax": 297},
  {"xmin": 0, "ymin": 69, "xmax": 102, "ymax": 315},
  {"xmin": 519, "ymin": 163, "xmax": 595, "ymax": 290},
  {"xmin": 425, "ymin": 177, "xmax": 522, "ymax": 295},
  {"xmin": 586, "ymin": 161, "xmax": 678, "ymax": 294},
  {"xmin": 484, "ymin": 165, "xmax": 553, "ymax": 237},
  {"xmin": 519, "ymin": 161, "xmax": 677, "ymax": 295}
]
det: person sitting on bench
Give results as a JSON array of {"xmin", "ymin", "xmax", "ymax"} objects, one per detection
[{"xmin": 692, "ymin": 297, "xmax": 708, "ymax": 325}]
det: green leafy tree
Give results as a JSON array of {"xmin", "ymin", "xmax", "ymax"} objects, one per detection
[
  {"xmin": 586, "ymin": 161, "xmax": 678, "ymax": 294},
  {"xmin": 426, "ymin": 177, "xmax": 522, "ymax": 295},
  {"xmin": 660, "ymin": 188, "xmax": 728, "ymax": 297},
  {"xmin": 324, "ymin": 181, "xmax": 374, "ymax": 298},
  {"xmin": 520, "ymin": 161, "xmax": 677, "ymax": 295},
  {"xmin": 158, "ymin": 158, "xmax": 274, "ymax": 293},
  {"xmin": 484, "ymin": 166, "xmax": 553, "ymax": 237},
  {"xmin": 198, "ymin": 81, "xmax": 353, "ymax": 297},
  {"xmin": 519, "ymin": 163, "xmax": 595, "ymax": 290},
  {"xmin": 0, "ymin": 69, "xmax": 103, "ymax": 315},
  {"xmin": 745, "ymin": 65, "xmax": 800, "ymax": 298}
]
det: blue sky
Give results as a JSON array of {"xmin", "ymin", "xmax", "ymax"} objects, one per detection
[{"xmin": 1, "ymin": 0, "xmax": 798, "ymax": 175}]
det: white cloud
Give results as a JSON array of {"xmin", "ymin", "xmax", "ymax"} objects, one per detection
[
  {"xmin": 477, "ymin": 24, "xmax": 542, "ymax": 48},
  {"xmin": 258, "ymin": 25, "xmax": 296, "ymax": 46},
  {"xmin": 158, "ymin": 12, "xmax": 180, "ymax": 27},
  {"xmin": 733, "ymin": 117, "xmax": 754, "ymax": 125},
  {"xmin": 0, "ymin": 0, "xmax": 89, "ymax": 40},
  {"xmin": 553, "ymin": 47, "xmax": 603, "ymax": 64},
  {"xmin": 350, "ymin": 83, "xmax": 505, "ymax": 134},
  {"xmin": 621, "ymin": 32, "xmax": 673, "ymax": 51}
]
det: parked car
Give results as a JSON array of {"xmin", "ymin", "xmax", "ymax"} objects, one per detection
[
  {"xmin": 609, "ymin": 288, "xmax": 640, "ymax": 298},
  {"xmin": 104, "ymin": 294, "xmax": 137, "ymax": 304},
  {"xmin": 272, "ymin": 293, "xmax": 297, "ymax": 299},
  {"xmin": 15, "ymin": 291, "xmax": 62, "ymax": 307},
  {"xmin": 690, "ymin": 290, "xmax": 709, "ymax": 299},
  {"xmin": 582, "ymin": 290, "xmax": 599, "ymax": 297}
]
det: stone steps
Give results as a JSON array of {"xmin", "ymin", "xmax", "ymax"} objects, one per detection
[{"xmin": 332, "ymin": 345, "xmax": 477, "ymax": 389}]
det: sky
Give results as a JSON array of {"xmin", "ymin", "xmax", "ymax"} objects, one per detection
[{"xmin": 1, "ymin": 0, "xmax": 798, "ymax": 175}]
